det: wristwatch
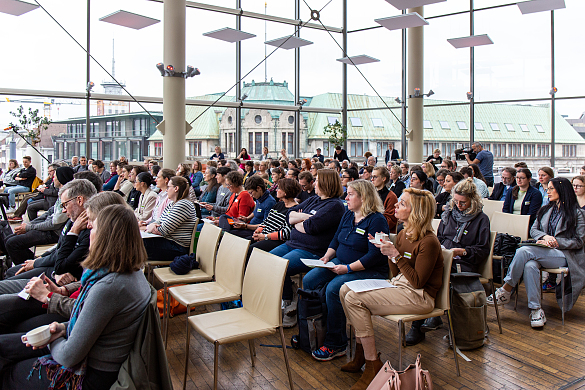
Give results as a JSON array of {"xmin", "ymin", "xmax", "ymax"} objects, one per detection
[
  {"xmin": 391, "ymin": 254, "xmax": 403, "ymax": 264},
  {"xmin": 264, "ymin": 234, "xmax": 269, "ymax": 241},
  {"xmin": 462, "ymin": 250, "xmax": 467, "ymax": 256}
]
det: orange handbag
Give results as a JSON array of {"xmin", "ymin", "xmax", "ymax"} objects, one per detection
[{"xmin": 156, "ymin": 286, "xmax": 188, "ymax": 318}]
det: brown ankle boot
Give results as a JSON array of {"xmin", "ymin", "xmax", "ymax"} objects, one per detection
[
  {"xmin": 341, "ymin": 343, "xmax": 365, "ymax": 373},
  {"xmin": 350, "ymin": 356, "xmax": 384, "ymax": 390}
]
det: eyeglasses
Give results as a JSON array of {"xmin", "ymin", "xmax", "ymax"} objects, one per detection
[
  {"xmin": 61, "ymin": 196, "xmax": 79, "ymax": 209},
  {"xmin": 371, "ymin": 175, "xmax": 379, "ymax": 180},
  {"xmin": 546, "ymin": 187, "xmax": 556, "ymax": 192},
  {"xmin": 341, "ymin": 175, "xmax": 350, "ymax": 179},
  {"xmin": 573, "ymin": 184, "xmax": 584, "ymax": 189},
  {"xmin": 454, "ymin": 200, "xmax": 469, "ymax": 207},
  {"xmin": 516, "ymin": 176, "xmax": 527, "ymax": 180}
]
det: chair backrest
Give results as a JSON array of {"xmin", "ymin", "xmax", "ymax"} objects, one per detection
[
  {"xmin": 196, "ymin": 223, "xmax": 222, "ymax": 276},
  {"xmin": 478, "ymin": 231, "xmax": 497, "ymax": 280},
  {"xmin": 242, "ymin": 248, "xmax": 289, "ymax": 328},
  {"xmin": 483, "ymin": 199, "xmax": 504, "ymax": 220},
  {"xmin": 431, "ymin": 219, "xmax": 440, "ymax": 234},
  {"xmin": 189, "ymin": 218, "xmax": 200, "ymax": 253},
  {"xmin": 214, "ymin": 232, "xmax": 251, "ymax": 295},
  {"xmin": 389, "ymin": 233, "xmax": 397, "ymax": 245},
  {"xmin": 435, "ymin": 249, "xmax": 454, "ymax": 311},
  {"xmin": 491, "ymin": 211, "xmax": 530, "ymax": 241}
]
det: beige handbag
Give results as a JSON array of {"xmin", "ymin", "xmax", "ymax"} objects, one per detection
[{"xmin": 366, "ymin": 354, "xmax": 433, "ymax": 390}]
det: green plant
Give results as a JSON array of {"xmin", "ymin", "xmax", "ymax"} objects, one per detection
[
  {"xmin": 323, "ymin": 120, "xmax": 347, "ymax": 149},
  {"xmin": 8, "ymin": 105, "xmax": 52, "ymax": 146}
]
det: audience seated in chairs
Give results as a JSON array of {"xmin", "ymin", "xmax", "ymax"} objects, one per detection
[
  {"xmin": 143, "ymin": 176, "xmax": 197, "ymax": 262},
  {"xmin": 388, "ymin": 165, "xmax": 406, "ymax": 199},
  {"xmin": 134, "ymin": 172, "xmax": 158, "ymax": 222},
  {"xmin": 502, "ymin": 167, "xmax": 543, "ymax": 226},
  {"xmin": 231, "ymin": 175, "xmax": 276, "ymax": 239},
  {"xmin": 5, "ymin": 156, "xmax": 36, "ymax": 214},
  {"xmin": 488, "ymin": 167, "xmax": 516, "ymax": 201},
  {"xmin": 435, "ymin": 172, "xmax": 464, "ymax": 219},
  {"xmin": 340, "ymin": 188, "xmax": 443, "ymax": 390},
  {"xmin": 304, "ymin": 180, "xmax": 390, "ymax": 362},
  {"xmin": 8, "ymin": 163, "xmax": 60, "ymax": 223},
  {"xmin": 488, "ymin": 177, "xmax": 585, "ymax": 328},
  {"xmin": 0, "ymin": 203, "xmax": 151, "ymax": 390},
  {"xmin": 199, "ymin": 166, "xmax": 232, "ymax": 222}
]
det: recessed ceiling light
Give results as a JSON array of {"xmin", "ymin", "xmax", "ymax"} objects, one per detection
[
  {"xmin": 0, "ymin": 0, "xmax": 38, "ymax": 16},
  {"xmin": 375, "ymin": 13, "xmax": 428, "ymax": 31},
  {"xmin": 203, "ymin": 27, "xmax": 256, "ymax": 43},
  {"xmin": 517, "ymin": 0, "xmax": 565, "ymax": 15},
  {"xmin": 384, "ymin": 0, "xmax": 445, "ymax": 10},
  {"xmin": 336, "ymin": 55, "xmax": 380, "ymax": 65},
  {"xmin": 447, "ymin": 34, "xmax": 493, "ymax": 49},
  {"xmin": 265, "ymin": 35, "xmax": 313, "ymax": 50},
  {"xmin": 99, "ymin": 10, "xmax": 160, "ymax": 30}
]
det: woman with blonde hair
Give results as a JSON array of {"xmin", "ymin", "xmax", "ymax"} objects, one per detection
[
  {"xmin": 340, "ymin": 188, "xmax": 444, "ymax": 389},
  {"xmin": 305, "ymin": 180, "xmax": 389, "ymax": 361}
]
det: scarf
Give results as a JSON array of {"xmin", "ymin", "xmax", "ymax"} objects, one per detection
[
  {"xmin": 29, "ymin": 267, "xmax": 110, "ymax": 390},
  {"xmin": 442, "ymin": 204, "xmax": 481, "ymax": 244}
]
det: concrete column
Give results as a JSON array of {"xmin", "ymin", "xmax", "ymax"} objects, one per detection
[
  {"xmin": 162, "ymin": 0, "xmax": 186, "ymax": 169},
  {"xmin": 407, "ymin": 6, "xmax": 424, "ymax": 163}
]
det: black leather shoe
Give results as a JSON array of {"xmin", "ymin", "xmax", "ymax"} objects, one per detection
[
  {"xmin": 405, "ymin": 325, "xmax": 425, "ymax": 346},
  {"xmin": 420, "ymin": 316, "xmax": 443, "ymax": 333}
]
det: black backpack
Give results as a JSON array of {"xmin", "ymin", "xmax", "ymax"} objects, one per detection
[
  {"xmin": 493, "ymin": 233, "xmax": 521, "ymax": 283},
  {"xmin": 291, "ymin": 287, "xmax": 327, "ymax": 354}
]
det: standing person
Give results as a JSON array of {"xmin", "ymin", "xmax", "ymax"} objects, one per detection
[
  {"xmin": 91, "ymin": 160, "xmax": 110, "ymax": 185},
  {"xmin": 73, "ymin": 156, "xmax": 88, "ymax": 172},
  {"xmin": 313, "ymin": 148, "xmax": 325, "ymax": 163},
  {"xmin": 134, "ymin": 172, "xmax": 158, "ymax": 222},
  {"xmin": 489, "ymin": 167, "xmax": 516, "ymax": 201},
  {"xmin": 270, "ymin": 170, "xmax": 345, "ymax": 327},
  {"xmin": 537, "ymin": 167, "xmax": 554, "ymax": 206},
  {"xmin": 334, "ymin": 145, "xmax": 350, "ymax": 163},
  {"xmin": 305, "ymin": 180, "xmax": 389, "ymax": 361},
  {"xmin": 385, "ymin": 144, "xmax": 399, "ymax": 164},
  {"xmin": 210, "ymin": 146, "xmax": 225, "ymax": 161},
  {"xmin": 260, "ymin": 146, "xmax": 271, "ymax": 161},
  {"xmin": 502, "ymin": 168, "xmax": 543, "ymax": 226},
  {"xmin": 426, "ymin": 148, "xmax": 442, "ymax": 170},
  {"xmin": 6, "ymin": 156, "xmax": 36, "ymax": 214},
  {"xmin": 489, "ymin": 178, "xmax": 585, "ymax": 328},
  {"xmin": 339, "ymin": 189, "xmax": 443, "ymax": 389},
  {"xmin": 465, "ymin": 142, "xmax": 494, "ymax": 187}
]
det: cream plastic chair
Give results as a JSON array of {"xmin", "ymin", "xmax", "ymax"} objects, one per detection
[
  {"xmin": 540, "ymin": 267, "xmax": 569, "ymax": 324},
  {"xmin": 154, "ymin": 223, "xmax": 222, "ymax": 346},
  {"xmin": 170, "ymin": 232, "xmax": 250, "ymax": 390},
  {"xmin": 381, "ymin": 249, "xmax": 459, "ymax": 375},
  {"xmin": 186, "ymin": 249, "xmax": 294, "ymax": 390},
  {"xmin": 479, "ymin": 231, "xmax": 502, "ymax": 333},
  {"xmin": 145, "ymin": 217, "xmax": 199, "ymax": 283},
  {"xmin": 483, "ymin": 199, "xmax": 504, "ymax": 220},
  {"xmin": 431, "ymin": 219, "xmax": 440, "ymax": 234},
  {"xmin": 490, "ymin": 211, "xmax": 530, "ymax": 283}
]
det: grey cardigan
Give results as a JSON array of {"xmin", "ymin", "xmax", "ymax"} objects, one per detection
[
  {"xmin": 530, "ymin": 207, "xmax": 585, "ymax": 312},
  {"xmin": 211, "ymin": 184, "xmax": 232, "ymax": 218}
]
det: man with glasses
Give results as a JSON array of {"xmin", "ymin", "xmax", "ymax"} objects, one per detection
[
  {"xmin": 489, "ymin": 167, "xmax": 517, "ymax": 201},
  {"xmin": 440, "ymin": 160, "xmax": 454, "ymax": 172},
  {"xmin": 297, "ymin": 171, "xmax": 317, "ymax": 203},
  {"xmin": 1, "ymin": 178, "xmax": 97, "ymax": 288},
  {"xmin": 340, "ymin": 168, "xmax": 359, "ymax": 200}
]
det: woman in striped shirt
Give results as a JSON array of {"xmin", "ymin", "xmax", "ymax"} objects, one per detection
[{"xmin": 144, "ymin": 176, "xmax": 197, "ymax": 261}]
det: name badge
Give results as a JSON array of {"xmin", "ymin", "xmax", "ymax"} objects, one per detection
[
  {"xmin": 463, "ymin": 230, "xmax": 468, "ymax": 235},
  {"xmin": 62, "ymin": 225, "xmax": 68, "ymax": 235},
  {"xmin": 404, "ymin": 252, "xmax": 412, "ymax": 259},
  {"xmin": 310, "ymin": 210, "xmax": 317, "ymax": 215},
  {"xmin": 525, "ymin": 201, "xmax": 530, "ymax": 205},
  {"xmin": 220, "ymin": 193, "xmax": 225, "ymax": 196},
  {"xmin": 257, "ymin": 208, "xmax": 262, "ymax": 212},
  {"xmin": 235, "ymin": 199, "xmax": 239, "ymax": 203},
  {"xmin": 356, "ymin": 228, "xmax": 365, "ymax": 235}
]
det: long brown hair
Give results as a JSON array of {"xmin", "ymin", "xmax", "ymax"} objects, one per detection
[
  {"xmin": 316, "ymin": 169, "xmax": 343, "ymax": 198},
  {"xmin": 170, "ymin": 176, "xmax": 190, "ymax": 201},
  {"xmin": 82, "ymin": 204, "xmax": 146, "ymax": 273}
]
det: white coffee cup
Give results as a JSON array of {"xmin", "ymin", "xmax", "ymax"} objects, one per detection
[
  {"xmin": 375, "ymin": 232, "xmax": 389, "ymax": 244},
  {"xmin": 21, "ymin": 324, "xmax": 51, "ymax": 347}
]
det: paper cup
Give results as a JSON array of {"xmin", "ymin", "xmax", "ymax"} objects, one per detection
[
  {"xmin": 375, "ymin": 233, "xmax": 389, "ymax": 244},
  {"xmin": 22, "ymin": 324, "xmax": 51, "ymax": 347}
]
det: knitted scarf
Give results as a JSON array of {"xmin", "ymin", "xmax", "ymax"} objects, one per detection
[
  {"xmin": 29, "ymin": 267, "xmax": 110, "ymax": 390},
  {"xmin": 442, "ymin": 205, "xmax": 481, "ymax": 244}
]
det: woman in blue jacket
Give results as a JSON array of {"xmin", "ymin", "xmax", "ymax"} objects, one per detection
[
  {"xmin": 270, "ymin": 169, "xmax": 345, "ymax": 327},
  {"xmin": 502, "ymin": 168, "xmax": 543, "ymax": 226},
  {"xmin": 304, "ymin": 179, "xmax": 389, "ymax": 361}
]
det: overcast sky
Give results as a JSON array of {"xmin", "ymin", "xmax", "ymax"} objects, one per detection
[{"xmin": 1, "ymin": 0, "xmax": 583, "ymax": 128}]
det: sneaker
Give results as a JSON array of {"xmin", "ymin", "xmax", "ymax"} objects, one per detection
[
  {"xmin": 542, "ymin": 281, "xmax": 556, "ymax": 292},
  {"xmin": 420, "ymin": 316, "xmax": 443, "ymax": 333},
  {"xmin": 5, "ymin": 207, "xmax": 16, "ymax": 214},
  {"xmin": 486, "ymin": 287, "xmax": 511, "ymax": 306},
  {"xmin": 530, "ymin": 309, "xmax": 546, "ymax": 328},
  {"xmin": 312, "ymin": 345, "xmax": 346, "ymax": 361},
  {"xmin": 7, "ymin": 216, "xmax": 22, "ymax": 222}
]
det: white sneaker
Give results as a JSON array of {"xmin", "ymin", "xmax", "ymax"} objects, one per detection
[
  {"xmin": 486, "ymin": 287, "xmax": 511, "ymax": 306},
  {"xmin": 530, "ymin": 308, "xmax": 546, "ymax": 328},
  {"xmin": 5, "ymin": 207, "xmax": 16, "ymax": 214}
]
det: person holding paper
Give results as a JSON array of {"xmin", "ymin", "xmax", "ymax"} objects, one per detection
[
  {"xmin": 304, "ymin": 180, "xmax": 389, "ymax": 362},
  {"xmin": 488, "ymin": 178, "xmax": 585, "ymax": 329},
  {"xmin": 339, "ymin": 188, "xmax": 443, "ymax": 390},
  {"xmin": 270, "ymin": 169, "xmax": 345, "ymax": 328}
]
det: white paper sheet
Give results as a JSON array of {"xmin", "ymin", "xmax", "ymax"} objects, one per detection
[
  {"xmin": 344, "ymin": 279, "xmax": 396, "ymax": 293},
  {"xmin": 140, "ymin": 231, "xmax": 160, "ymax": 239},
  {"xmin": 301, "ymin": 259, "xmax": 335, "ymax": 269}
]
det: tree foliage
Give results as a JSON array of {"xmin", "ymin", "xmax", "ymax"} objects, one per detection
[
  {"xmin": 323, "ymin": 120, "xmax": 347, "ymax": 150},
  {"xmin": 8, "ymin": 105, "xmax": 52, "ymax": 146}
]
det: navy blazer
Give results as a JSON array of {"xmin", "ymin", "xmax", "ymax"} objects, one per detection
[{"xmin": 502, "ymin": 185, "xmax": 543, "ymax": 226}]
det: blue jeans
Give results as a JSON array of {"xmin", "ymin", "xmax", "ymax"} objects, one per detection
[
  {"xmin": 270, "ymin": 243, "xmax": 319, "ymax": 300},
  {"xmin": 143, "ymin": 237, "xmax": 188, "ymax": 262},
  {"xmin": 5, "ymin": 186, "xmax": 30, "ymax": 208},
  {"xmin": 303, "ymin": 258, "xmax": 386, "ymax": 349}
]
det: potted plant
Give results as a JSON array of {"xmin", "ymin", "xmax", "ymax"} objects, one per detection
[{"xmin": 323, "ymin": 120, "xmax": 347, "ymax": 153}]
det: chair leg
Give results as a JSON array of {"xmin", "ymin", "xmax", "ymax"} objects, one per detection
[
  {"xmin": 561, "ymin": 273, "xmax": 566, "ymax": 325},
  {"xmin": 490, "ymin": 280, "xmax": 502, "ymax": 334},
  {"xmin": 349, "ymin": 324, "xmax": 353, "ymax": 358},
  {"xmin": 446, "ymin": 309, "xmax": 460, "ymax": 377},
  {"xmin": 514, "ymin": 286, "xmax": 518, "ymax": 311},
  {"xmin": 279, "ymin": 326, "xmax": 295, "ymax": 390},
  {"xmin": 183, "ymin": 306, "xmax": 191, "ymax": 390},
  {"xmin": 214, "ymin": 341, "xmax": 219, "ymax": 390},
  {"xmin": 540, "ymin": 270, "xmax": 543, "ymax": 300},
  {"xmin": 249, "ymin": 339, "xmax": 256, "ymax": 367},
  {"xmin": 398, "ymin": 320, "xmax": 403, "ymax": 371},
  {"xmin": 163, "ymin": 282, "xmax": 169, "ymax": 348}
]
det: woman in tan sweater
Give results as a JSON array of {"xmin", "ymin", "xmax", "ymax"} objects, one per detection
[{"xmin": 340, "ymin": 188, "xmax": 444, "ymax": 390}]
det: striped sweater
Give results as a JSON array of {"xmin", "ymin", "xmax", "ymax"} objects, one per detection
[
  {"xmin": 156, "ymin": 199, "xmax": 197, "ymax": 248},
  {"xmin": 259, "ymin": 201, "xmax": 294, "ymax": 241}
]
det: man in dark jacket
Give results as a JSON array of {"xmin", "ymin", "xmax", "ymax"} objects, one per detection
[
  {"xmin": 489, "ymin": 167, "xmax": 517, "ymax": 201},
  {"xmin": 385, "ymin": 144, "xmax": 400, "ymax": 164},
  {"xmin": 333, "ymin": 146, "xmax": 350, "ymax": 163},
  {"xmin": 5, "ymin": 156, "xmax": 36, "ymax": 213}
]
